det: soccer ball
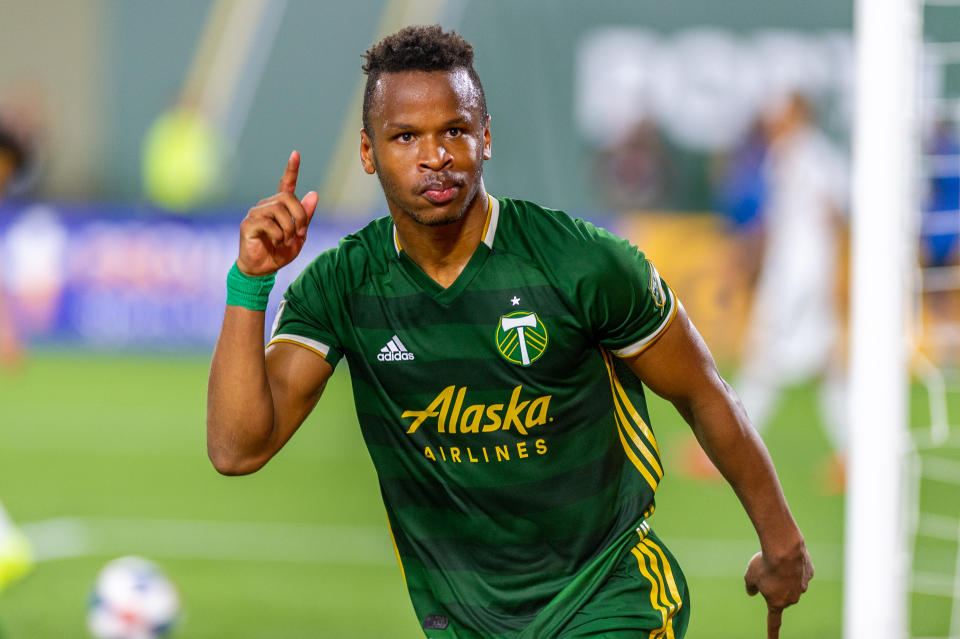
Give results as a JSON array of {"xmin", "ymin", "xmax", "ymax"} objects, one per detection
[{"xmin": 87, "ymin": 556, "xmax": 180, "ymax": 639}]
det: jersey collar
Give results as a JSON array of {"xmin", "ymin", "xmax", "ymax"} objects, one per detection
[{"xmin": 392, "ymin": 194, "xmax": 500, "ymax": 257}]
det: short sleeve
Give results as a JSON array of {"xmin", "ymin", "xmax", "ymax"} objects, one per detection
[
  {"xmin": 267, "ymin": 252, "xmax": 344, "ymax": 368},
  {"xmin": 577, "ymin": 226, "xmax": 678, "ymax": 357}
]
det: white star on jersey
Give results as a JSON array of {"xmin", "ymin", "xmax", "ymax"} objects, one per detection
[{"xmin": 510, "ymin": 296, "xmax": 520, "ymax": 306}]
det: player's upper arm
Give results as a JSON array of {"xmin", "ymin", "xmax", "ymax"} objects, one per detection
[
  {"xmin": 266, "ymin": 338, "xmax": 334, "ymax": 403},
  {"xmin": 265, "ymin": 293, "xmax": 343, "ymax": 441},
  {"xmin": 258, "ymin": 340, "xmax": 334, "ymax": 458},
  {"xmin": 619, "ymin": 304, "xmax": 729, "ymax": 417}
]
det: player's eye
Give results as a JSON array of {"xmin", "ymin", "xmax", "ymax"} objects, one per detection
[
  {"xmin": 447, "ymin": 128, "xmax": 462, "ymax": 138},
  {"xmin": 396, "ymin": 132, "xmax": 413, "ymax": 143}
]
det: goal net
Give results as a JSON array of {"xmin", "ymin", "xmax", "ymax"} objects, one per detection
[{"xmin": 907, "ymin": 3, "xmax": 960, "ymax": 638}]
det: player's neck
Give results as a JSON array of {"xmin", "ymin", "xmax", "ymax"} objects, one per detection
[{"xmin": 393, "ymin": 186, "xmax": 489, "ymax": 289}]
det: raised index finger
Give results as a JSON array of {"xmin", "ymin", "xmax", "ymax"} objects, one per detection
[
  {"xmin": 767, "ymin": 607, "xmax": 782, "ymax": 639},
  {"xmin": 278, "ymin": 150, "xmax": 301, "ymax": 194}
]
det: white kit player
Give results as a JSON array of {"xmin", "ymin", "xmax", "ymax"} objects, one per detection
[{"xmin": 735, "ymin": 92, "xmax": 850, "ymax": 484}]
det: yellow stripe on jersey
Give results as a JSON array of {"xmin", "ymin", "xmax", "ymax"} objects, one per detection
[
  {"xmin": 612, "ymin": 394, "xmax": 663, "ymax": 480},
  {"xmin": 601, "ymin": 350, "xmax": 664, "ymax": 484},
  {"xmin": 616, "ymin": 422, "xmax": 659, "ymax": 491},
  {"xmin": 604, "ymin": 350, "xmax": 662, "ymax": 457}
]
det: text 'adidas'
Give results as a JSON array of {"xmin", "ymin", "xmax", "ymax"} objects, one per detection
[{"xmin": 378, "ymin": 334, "xmax": 416, "ymax": 362}]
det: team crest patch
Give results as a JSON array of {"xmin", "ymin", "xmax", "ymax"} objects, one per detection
[
  {"xmin": 496, "ymin": 311, "xmax": 548, "ymax": 367},
  {"xmin": 647, "ymin": 260, "xmax": 667, "ymax": 309}
]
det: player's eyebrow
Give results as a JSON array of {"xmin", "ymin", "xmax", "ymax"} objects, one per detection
[
  {"xmin": 383, "ymin": 117, "xmax": 470, "ymax": 131},
  {"xmin": 382, "ymin": 121, "xmax": 415, "ymax": 132}
]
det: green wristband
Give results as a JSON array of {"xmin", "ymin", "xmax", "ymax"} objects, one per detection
[{"xmin": 226, "ymin": 262, "xmax": 276, "ymax": 311}]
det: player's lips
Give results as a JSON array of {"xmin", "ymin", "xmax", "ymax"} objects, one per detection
[
  {"xmin": 422, "ymin": 186, "xmax": 459, "ymax": 204},
  {"xmin": 420, "ymin": 183, "xmax": 461, "ymax": 205}
]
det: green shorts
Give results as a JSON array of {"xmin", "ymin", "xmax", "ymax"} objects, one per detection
[{"xmin": 557, "ymin": 522, "xmax": 690, "ymax": 638}]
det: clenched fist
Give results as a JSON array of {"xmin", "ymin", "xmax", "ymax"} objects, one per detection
[
  {"xmin": 745, "ymin": 544, "xmax": 814, "ymax": 639},
  {"xmin": 236, "ymin": 150, "xmax": 319, "ymax": 276}
]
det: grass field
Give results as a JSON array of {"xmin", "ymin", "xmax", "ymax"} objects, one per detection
[{"xmin": 0, "ymin": 351, "xmax": 957, "ymax": 638}]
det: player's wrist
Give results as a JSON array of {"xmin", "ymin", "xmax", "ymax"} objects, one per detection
[
  {"xmin": 234, "ymin": 255, "xmax": 277, "ymax": 278},
  {"xmin": 226, "ymin": 261, "xmax": 276, "ymax": 311},
  {"xmin": 761, "ymin": 532, "xmax": 807, "ymax": 566}
]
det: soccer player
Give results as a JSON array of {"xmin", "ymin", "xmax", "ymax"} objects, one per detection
[
  {"xmin": 0, "ymin": 124, "xmax": 27, "ymax": 366},
  {"xmin": 734, "ymin": 93, "xmax": 850, "ymax": 492},
  {"xmin": 207, "ymin": 26, "xmax": 813, "ymax": 638},
  {"xmin": 0, "ymin": 121, "xmax": 34, "ymax": 594}
]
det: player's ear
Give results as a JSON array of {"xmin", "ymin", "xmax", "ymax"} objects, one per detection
[
  {"xmin": 482, "ymin": 115, "xmax": 492, "ymax": 161},
  {"xmin": 360, "ymin": 130, "xmax": 376, "ymax": 174}
]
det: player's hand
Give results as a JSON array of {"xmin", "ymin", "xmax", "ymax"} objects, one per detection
[
  {"xmin": 236, "ymin": 150, "xmax": 319, "ymax": 276},
  {"xmin": 744, "ymin": 545, "xmax": 814, "ymax": 638}
]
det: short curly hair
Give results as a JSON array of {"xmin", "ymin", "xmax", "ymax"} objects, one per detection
[{"xmin": 361, "ymin": 25, "xmax": 487, "ymax": 134}]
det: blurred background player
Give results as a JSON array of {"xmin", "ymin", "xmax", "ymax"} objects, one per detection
[
  {"xmin": 919, "ymin": 118, "xmax": 960, "ymax": 363},
  {"xmin": 712, "ymin": 117, "xmax": 769, "ymax": 289},
  {"xmin": 680, "ymin": 94, "xmax": 850, "ymax": 489},
  {"xmin": 0, "ymin": 87, "xmax": 43, "ymax": 366},
  {"xmin": 734, "ymin": 93, "xmax": 851, "ymax": 491},
  {"xmin": 0, "ymin": 120, "xmax": 27, "ymax": 365},
  {"xmin": 0, "ymin": 108, "xmax": 37, "ymax": 593},
  {"xmin": 922, "ymin": 118, "xmax": 960, "ymax": 271}
]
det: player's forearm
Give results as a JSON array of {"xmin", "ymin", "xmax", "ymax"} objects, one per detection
[
  {"xmin": 683, "ymin": 381, "xmax": 806, "ymax": 559},
  {"xmin": 206, "ymin": 305, "xmax": 277, "ymax": 474}
]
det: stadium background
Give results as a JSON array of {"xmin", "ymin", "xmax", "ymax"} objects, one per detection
[{"xmin": 0, "ymin": 1, "xmax": 958, "ymax": 638}]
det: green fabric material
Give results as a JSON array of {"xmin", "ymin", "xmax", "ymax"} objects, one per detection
[{"xmin": 226, "ymin": 262, "xmax": 276, "ymax": 311}]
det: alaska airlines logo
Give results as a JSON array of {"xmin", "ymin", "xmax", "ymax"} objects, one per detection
[
  {"xmin": 401, "ymin": 385, "xmax": 552, "ymax": 435},
  {"xmin": 496, "ymin": 312, "xmax": 548, "ymax": 366}
]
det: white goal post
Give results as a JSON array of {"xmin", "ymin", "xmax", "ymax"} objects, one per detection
[{"xmin": 844, "ymin": 1, "xmax": 920, "ymax": 638}]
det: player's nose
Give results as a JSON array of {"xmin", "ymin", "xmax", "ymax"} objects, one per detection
[{"xmin": 418, "ymin": 137, "xmax": 452, "ymax": 170}]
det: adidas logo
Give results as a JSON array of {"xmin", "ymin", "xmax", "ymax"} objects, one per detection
[{"xmin": 378, "ymin": 334, "xmax": 415, "ymax": 362}]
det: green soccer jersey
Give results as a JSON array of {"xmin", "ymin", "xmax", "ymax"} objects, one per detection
[{"xmin": 269, "ymin": 195, "xmax": 678, "ymax": 638}]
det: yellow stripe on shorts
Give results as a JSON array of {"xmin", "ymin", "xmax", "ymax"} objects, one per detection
[
  {"xmin": 630, "ymin": 526, "xmax": 682, "ymax": 639},
  {"xmin": 631, "ymin": 543, "xmax": 670, "ymax": 639},
  {"xmin": 637, "ymin": 543, "xmax": 676, "ymax": 639},
  {"xmin": 644, "ymin": 537, "xmax": 683, "ymax": 609}
]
